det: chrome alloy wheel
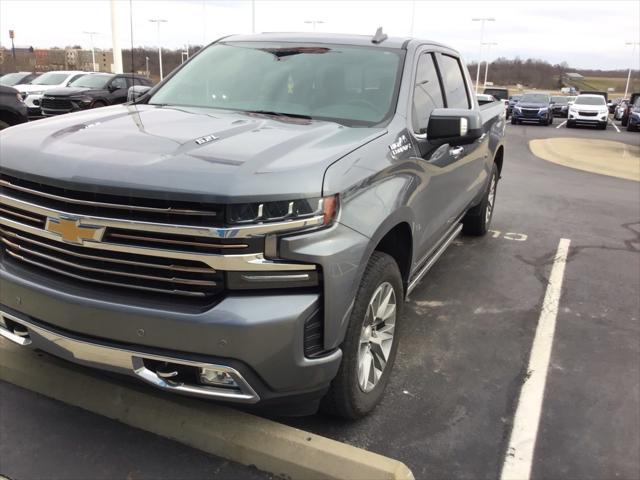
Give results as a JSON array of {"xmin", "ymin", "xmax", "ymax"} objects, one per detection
[
  {"xmin": 357, "ymin": 281, "xmax": 397, "ymax": 393},
  {"xmin": 485, "ymin": 174, "xmax": 497, "ymax": 224}
]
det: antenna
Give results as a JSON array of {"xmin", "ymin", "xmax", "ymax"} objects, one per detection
[{"xmin": 371, "ymin": 27, "xmax": 388, "ymax": 44}]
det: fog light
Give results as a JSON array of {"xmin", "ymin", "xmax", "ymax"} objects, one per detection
[{"xmin": 199, "ymin": 368, "xmax": 239, "ymax": 388}]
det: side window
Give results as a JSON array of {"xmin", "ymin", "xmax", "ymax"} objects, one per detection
[
  {"xmin": 68, "ymin": 74, "xmax": 84, "ymax": 85},
  {"xmin": 412, "ymin": 53, "xmax": 444, "ymax": 134},
  {"xmin": 110, "ymin": 77, "xmax": 127, "ymax": 90},
  {"xmin": 438, "ymin": 54, "xmax": 470, "ymax": 109}
]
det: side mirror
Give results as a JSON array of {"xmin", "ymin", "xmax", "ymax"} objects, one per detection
[
  {"xmin": 127, "ymin": 85, "xmax": 152, "ymax": 102},
  {"xmin": 425, "ymin": 108, "xmax": 483, "ymax": 146}
]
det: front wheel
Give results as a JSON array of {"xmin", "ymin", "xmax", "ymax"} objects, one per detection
[
  {"xmin": 462, "ymin": 163, "xmax": 499, "ymax": 236},
  {"xmin": 322, "ymin": 252, "xmax": 403, "ymax": 419},
  {"xmin": 511, "ymin": 117, "xmax": 518, "ymax": 125}
]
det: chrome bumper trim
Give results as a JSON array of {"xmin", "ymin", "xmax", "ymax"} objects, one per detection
[{"xmin": 0, "ymin": 309, "xmax": 260, "ymax": 403}]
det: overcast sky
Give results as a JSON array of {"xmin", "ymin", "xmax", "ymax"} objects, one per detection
[{"xmin": 0, "ymin": 0, "xmax": 638, "ymax": 70}]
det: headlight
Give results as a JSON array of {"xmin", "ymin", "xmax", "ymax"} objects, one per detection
[
  {"xmin": 599, "ymin": 109, "xmax": 608, "ymax": 115},
  {"xmin": 27, "ymin": 90, "xmax": 44, "ymax": 96},
  {"xmin": 539, "ymin": 107, "xmax": 549, "ymax": 113},
  {"xmin": 226, "ymin": 195, "xmax": 338, "ymax": 226},
  {"xmin": 514, "ymin": 106, "xmax": 521, "ymax": 113}
]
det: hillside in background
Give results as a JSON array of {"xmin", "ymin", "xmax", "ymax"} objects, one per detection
[{"xmin": 468, "ymin": 57, "xmax": 640, "ymax": 95}]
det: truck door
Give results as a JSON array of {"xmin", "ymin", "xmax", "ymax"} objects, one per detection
[{"xmin": 408, "ymin": 51, "xmax": 486, "ymax": 271}]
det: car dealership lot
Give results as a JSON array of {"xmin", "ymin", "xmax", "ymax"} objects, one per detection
[{"xmin": 1, "ymin": 122, "xmax": 639, "ymax": 479}]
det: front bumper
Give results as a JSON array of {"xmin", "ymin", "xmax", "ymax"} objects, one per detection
[
  {"xmin": 568, "ymin": 111, "xmax": 608, "ymax": 125},
  {"xmin": 0, "ymin": 260, "xmax": 342, "ymax": 405},
  {"xmin": 512, "ymin": 109, "xmax": 551, "ymax": 123}
]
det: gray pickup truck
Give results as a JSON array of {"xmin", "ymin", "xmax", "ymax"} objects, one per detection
[{"xmin": 0, "ymin": 32, "xmax": 505, "ymax": 418}]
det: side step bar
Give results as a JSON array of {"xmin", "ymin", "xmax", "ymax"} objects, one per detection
[{"xmin": 406, "ymin": 222, "xmax": 463, "ymax": 296}]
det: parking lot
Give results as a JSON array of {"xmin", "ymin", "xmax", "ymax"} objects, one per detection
[{"xmin": 1, "ymin": 118, "xmax": 639, "ymax": 479}]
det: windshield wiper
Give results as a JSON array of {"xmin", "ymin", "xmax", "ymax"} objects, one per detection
[{"xmin": 243, "ymin": 110, "xmax": 313, "ymax": 120}]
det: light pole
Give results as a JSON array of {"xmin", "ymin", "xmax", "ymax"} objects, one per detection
[
  {"xmin": 83, "ymin": 31, "xmax": 98, "ymax": 71},
  {"xmin": 482, "ymin": 42, "xmax": 498, "ymax": 88},
  {"xmin": 304, "ymin": 20, "xmax": 325, "ymax": 32},
  {"xmin": 624, "ymin": 41, "xmax": 639, "ymax": 99},
  {"xmin": 472, "ymin": 17, "xmax": 495, "ymax": 93},
  {"xmin": 149, "ymin": 18, "xmax": 167, "ymax": 80},
  {"xmin": 145, "ymin": 56, "xmax": 149, "ymax": 78}
]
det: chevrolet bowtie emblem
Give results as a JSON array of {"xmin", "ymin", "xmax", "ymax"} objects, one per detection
[{"xmin": 45, "ymin": 217, "xmax": 104, "ymax": 245}]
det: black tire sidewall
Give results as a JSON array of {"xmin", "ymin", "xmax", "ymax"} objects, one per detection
[{"xmin": 326, "ymin": 252, "xmax": 404, "ymax": 418}]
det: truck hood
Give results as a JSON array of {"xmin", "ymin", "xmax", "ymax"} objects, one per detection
[
  {"xmin": 517, "ymin": 102, "xmax": 549, "ymax": 109},
  {"xmin": 0, "ymin": 104, "xmax": 386, "ymax": 203},
  {"xmin": 44, "ymin": 87, "xmax": 96, "ymax": 97},
  {"xmin": 571, "ymin": 104, "xmax": 605, "ymax": 112}
]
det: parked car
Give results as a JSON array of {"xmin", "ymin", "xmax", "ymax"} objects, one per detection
[
  {"xmin": 550, "ymin": 96, "xmax": 569, "ymax": 117},
  {"xmin": 41, "ymin": 73, "xmax": 152, "ymax": 116},
  {"xmin": 606, "ymin": 98, "xmax": 620, "ymax": 114},
  {"xmin": 0, "ymin": 32, "xmax": 506, "ymax": 418},
  {"xmin": 621, "ymin": 93, "xmax": 640, "ymax": 126},
  {"xmin": 627, "ymin": 96, "xmax": 640, "ymax": 132},
  {"xmin": 567, "ymin": 95, "xmax": 577, "ymax": 106},
  {"xmin": 511, "ymin": 93, "xmax": 554, "ymax": 125},
  {"xmin": 0, "ymin": 85, "xmax": 28, "ymax": 130},
  {"xmin": 476, "ymin": 93, "xmax": 497, "ymax": 105},
  {"xmin": 483, "ymin": 87, "xmax": 509, "ymax": 102},
  {"xmin": 13, "ymin": 70, "xmax": 92, "ymax": 118},
  {"xmin": 567, "ymin": 94, "xmax": 609, "ymax": 129},
  {"xmin": 0, "ymin": 71, "xmax": 39, "ymax": 87},
  {"xmin": 506, "ymin": 95, "xmax": 521, "ymax": 118},
  {"xmin": 614, "ymin": 100, "xmax": 628, "ymax": 121}
]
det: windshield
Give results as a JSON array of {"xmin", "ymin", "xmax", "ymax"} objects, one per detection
[
  {"xmin": 149, "ymin": 41, "xmax": 404, "ymax": 126},
  {"xmin": 520, "ymin": 94, "xmax": 550, "ymax": 103},
  {"xmin": 510, "ymin": 95, "xmax": 521, "ymax": 101},
  {"xmin": 0, "ymin": 73, "xmax": 29, "ymax": 86},
  {"xmin": 551, "ymin": 96, "xmax": 568, "ymax": 104},
  {"xmin": 575, "ymin": 96, "xmax": 605, "ymax": 105},
  {"xmin": 31, "ymin": 72, "xmax": 69, "ymax": 85},
  {"xmin": 69, "ymin": 74, "xmax": 111, "ymax": 89}
]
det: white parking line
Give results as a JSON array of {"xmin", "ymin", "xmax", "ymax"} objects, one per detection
[
  {"xmin": 500, "ymin": 238, "xmax": 571, "ymax": 480},
  {"xmin": 611, "ymin": 121, "xmax": 620, "ymax": 133},
  {"xmin": 556, "ymin": 120, "xmax": 567, "ymax": 129}
]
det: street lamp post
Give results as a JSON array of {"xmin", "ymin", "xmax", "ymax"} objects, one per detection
[
  {"xmin": 149, "ymin": 18, "xmax": 167, "ymax": 80},
  {"xmin": 304, "ymin": 20, "xmax": 325, "ymax": 31},
  {"xmin": 482, "ymin": 42, "xmax": 498, "ymax": 88},
  {"xmin": 624, "ymin": 41, "xmax": 639, "ymax": 99},
  {"xmin": 472, "ymin": 17, "xmax": 495, "ymax": 93},
  {"xmin": 145, "ymin": 56, "xmax": 150, "ymax": 78},
  {"xmin": 83, "ymin": 31, "xmax": 98, "ymax": 71}
]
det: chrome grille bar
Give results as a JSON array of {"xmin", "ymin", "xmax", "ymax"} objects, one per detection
[
  {"xmin": 0, "ymin": 178, "xmax": 220, "ymax": 217},
  {"xmin": 0, "ymin": 228, "xmax": 213, "ymax": 273},
  {"xmin": 4, "ymin": 250, "xmax": 207, "ymax": 298},
  {"xmin": 2, "ymin": 236, "xmax": 217, "ymax": 287},
  {"xmin": 0, "ymin": 193, "xmax": 324, "ymax": 239}
]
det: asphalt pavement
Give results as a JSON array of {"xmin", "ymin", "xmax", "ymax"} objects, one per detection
[{"xmin": 1, "ymin": 115, "xmax": 639, "ymax": 480}]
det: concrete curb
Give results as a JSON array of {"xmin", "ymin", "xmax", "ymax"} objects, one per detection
[{"xmin": 0, "ymin": 341, "xmax": 414, "ymax": 480}]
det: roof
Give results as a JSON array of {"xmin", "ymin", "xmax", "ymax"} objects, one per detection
[{"xmin": 223, "ymin": 32, "xmax": 447, "ymax": 50}]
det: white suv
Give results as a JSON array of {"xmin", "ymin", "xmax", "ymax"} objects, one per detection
[
  {"xmin": 14, "ymin": 71, "xmax": 93, "ymax": 118},
  {"xmin": 567, "ymin": 94, "xmax": 609, "ymax": 129}
]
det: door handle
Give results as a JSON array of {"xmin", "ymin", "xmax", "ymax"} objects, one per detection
[{"xmin": 449, "ymin": 146, "xmax": 464, "ymax": 157}]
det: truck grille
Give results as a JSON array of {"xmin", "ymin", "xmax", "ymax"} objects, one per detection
[
  {"xmin": 521, "ymin": 108, "xmax": 539, "ymax": 117},
  {"xmin": 0, "ymin": 225, "xmax": 223, "ymax": 299},
  {"xmin": 578, "ymin": 111, "xmax": 597, "ymax": 117},
  {"xmin": 41, "ymin": 97, "xmax": 73, "ymax": 111}
]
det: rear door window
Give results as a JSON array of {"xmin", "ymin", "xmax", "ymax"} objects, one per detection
[
  {"xmin": 438, "ymin": 54, "xmax": 470, "ymax": 109},
  {"xmin": 412, "ymin": 52, "xmax": 444, "ymax": 133}
]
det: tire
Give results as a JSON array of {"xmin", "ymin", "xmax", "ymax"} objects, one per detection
[
  {"xmin": 566, "ymin": 121, "xmax": 574, "ymax": 128},
  {"xmin": 511, "ymin": 117, "xmax": 517, "ymax": 125},
  {"xmin": 622, "ymin": 116, "xmax": 628, "ymax": 127},
  {"xmin": 628, "ymin": 123, "xmax": 637, "ymax": 132},
  {"xmin": 462, "ymin": 162, "xmax": 498, "ymax": 236},
  {"xmin": 600, "ymin": 123, "xmax": 607, "ymax": 130},
  {"xmin": 91, "ymin": 100, "xmax": 107, "ymax": 109},
  {"xmin": 0, "ymin": 119, "xmax": 10, "ymax": 131},
  {"xmin": 321, "ymin": 251, "xmax": 403, "ymax": 419}
]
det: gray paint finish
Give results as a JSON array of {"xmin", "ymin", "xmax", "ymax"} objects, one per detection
[{"xmin": 0, "ymin": 33, "xmax": 505, "ymax": 405}]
